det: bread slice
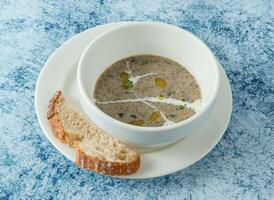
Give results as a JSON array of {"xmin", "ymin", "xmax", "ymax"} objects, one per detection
[{"xmin": 47, "ymin": 91, "xmax": 140, "ymax": 176}]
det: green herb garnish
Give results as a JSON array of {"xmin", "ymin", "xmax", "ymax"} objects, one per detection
[
  {"xmin": 141, "ymin": 60, "xmax": 149, "ymax": 65},
  {"xmin": 178, "ymin": 105, "xmax": 185, "ymax": 110},
  {"xmin": 123, "ymin": 80, "xmax": 134, "ymax": 89},
  {"xmin": 118, "ymin": 113, "xmax": 124, "ymax": 118},
  {"xmin": 182, "ymin": 98, "xmax": 186, "ymax": 101}
]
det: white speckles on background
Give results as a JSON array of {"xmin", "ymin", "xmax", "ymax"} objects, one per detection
[{"xmin": 0, "ymin": 0, "xmax": 273, "ymax": 199}]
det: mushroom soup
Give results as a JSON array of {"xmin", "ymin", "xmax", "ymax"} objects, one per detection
[{"xmin": 93, "ymin": 55, "xmax": 201, "ymax": 127}]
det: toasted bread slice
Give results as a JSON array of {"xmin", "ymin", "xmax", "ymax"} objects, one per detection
[{"xmin": 47, "ymin": 91, "xmax": 140, "ymax": 176}]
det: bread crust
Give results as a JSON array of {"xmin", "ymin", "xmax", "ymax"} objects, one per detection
[
  {"xmin": 47, "ymin": 90, "xmax": 141, "ymax": 176},
  {"xmin": 76, "ymin": 145, "xmax": 140, "ymax": 176},
  {"xmin": 47, "ymin": 90, "xmax": 61, "ymax": 119},
  {"xmin": 47, "ymin": 91, "xmax": 78, "ymax": 147}
]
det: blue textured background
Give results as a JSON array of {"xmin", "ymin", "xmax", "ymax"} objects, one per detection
[{"xmin": 0, "ymin": 0, "xmax": 273, "ymax": 199}]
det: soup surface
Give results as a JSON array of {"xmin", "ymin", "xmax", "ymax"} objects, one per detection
[{"xmin": 93, "ymin": 55, "xmax": 201, "ymax": 127}]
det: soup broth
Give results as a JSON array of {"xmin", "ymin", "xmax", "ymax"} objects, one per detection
[{"xmin": 93, "ymin": 55, "xmax": 201, "ymax": 127}]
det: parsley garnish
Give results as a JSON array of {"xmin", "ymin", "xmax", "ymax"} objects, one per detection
[
  {"xmin": 123, "ymin": 80, "xmax": 134, "ymax": 89},
  {"xmin": 141, "ymin": 60, "xmax": 149, "ymax": 65},
  {"xmin": 178, "ymin": 105, "xmax": 185, "ymax": 110}
]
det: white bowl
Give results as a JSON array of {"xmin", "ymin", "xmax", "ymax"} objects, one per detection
[{"xmin": 77, "ymin": 22, "xmax": 220, "ymax": 147}]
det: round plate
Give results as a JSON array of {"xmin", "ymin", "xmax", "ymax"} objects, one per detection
[{"xmin": 35, "ymin": 22, "xmax": 232, "ymax": 179}]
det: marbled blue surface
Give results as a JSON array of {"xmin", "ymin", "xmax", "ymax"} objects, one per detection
[{"xmin": 0, "ymin": 0, "xmax": 273, "ymax": 199}]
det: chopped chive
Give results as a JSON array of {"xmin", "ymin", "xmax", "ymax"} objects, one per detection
[
  {"xmin": 141, "ymin": 60, "xmax": 149, "ymax": 65},
  {"xmin": 182, "ymin": 98, "xmax": 186, "ymax": 101},
  {"xmin": 178, "ymin": 105, "xmax": 185, "ymax": 110},
  {"xmin": 123, "ymin": 80, "xmax": 134, "ymax": 89}
]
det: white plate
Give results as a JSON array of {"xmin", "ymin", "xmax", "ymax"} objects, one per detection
[{"xmin": 35, "ymin": 22, "xmax": 232, "ymax": 179}]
